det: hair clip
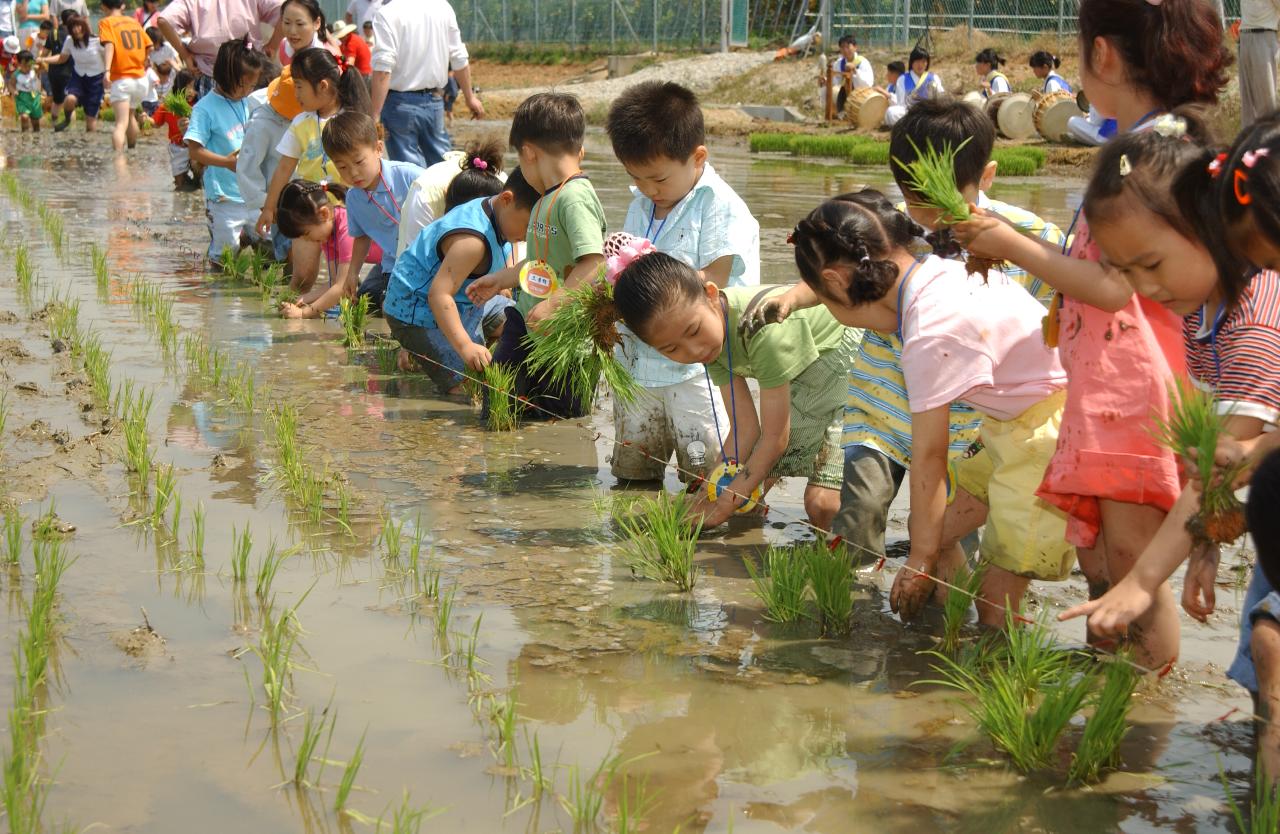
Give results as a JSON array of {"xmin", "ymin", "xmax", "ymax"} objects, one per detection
[
  {"xmin": 1144, "ymin": 0, "xmax": 1163, "ymax": 6},
  {"xmin": 860, "ymin": 254, "xmax": 872, "ymax": 264},
  {"xmin": 786, "ymin": 230, "xmax": 796, "ymax": 245},
  {"xmin": 1208, "ymin": 152, "xmax": 1228, "ymax": 178},
  {"xmin": 472, "ymin": 157, "xmax": 489, "ymax": 170},
  {"xmin": 1235, "ymin": 169, "xmax": 1253, "ymax": 205},
  {"xmin": 1119, "ymin": 154, "xmax": 1132, "ymax": 177},
  {"xmin": 602, "ymin": 232, "xmax": 656, "ymax": 285},
  {"xmin": 1151, "ymin": 113, "xmax": 1187, "ymax": 140},
  {"xmin": 1243, "ymin": 148, "xmax": 1271, "ymax": 168}
]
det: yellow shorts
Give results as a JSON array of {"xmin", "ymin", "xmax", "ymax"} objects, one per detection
[{"xmin": 952, "ymin": 389, "xmax": 1074, "ymax": 581}]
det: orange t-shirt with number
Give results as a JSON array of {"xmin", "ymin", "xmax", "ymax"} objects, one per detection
[{"xmin": 98, "ymin": 15, "xmax": 150, "ymax": 81}]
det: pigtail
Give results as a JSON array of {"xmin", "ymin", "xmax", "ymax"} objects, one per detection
[
  {"xmin": 275, "ymin": 179, "xmax": 333, "ymax": 239},
  {"xmin": 443, "ymin": 136, "xmax": 509, "ymax": 211},
  {"xmin": 336, "ymin": 62, "xmax": 373, "ymax": 116}
]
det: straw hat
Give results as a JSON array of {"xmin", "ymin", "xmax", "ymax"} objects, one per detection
[{"xmin": 329, "ymin": 21, "xmax": 357, "ymax": 39}]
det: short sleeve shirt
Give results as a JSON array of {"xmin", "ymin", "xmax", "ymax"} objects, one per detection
[
  {"xmin": 276, "ymin": 111, "xmax": 340, "ymax": 184},
  {"xmin": 1185, "ymin": 269, "xmax": 1280, "ymax": 426},
  {"xmin": 184, "ymin": 90, "xmax": 250, "ymax": 201},
  {"xmin": 62, "ymin": 35, "xmax": 105, "ymax": 77},
  {"xmin": 515, "ymin": 175, "xmax": 606, "ymax": 317},
  {"xmin": 98, "ymin": 14, "xmax": 149, "ymax": 80},
  {"xmin": 707, "ymin": 286, "xmax": 847, "ymax": 389},
  {"xmin": 157, "ymin": 0, "xmax": 281, "ymax": 76},
  {"xmin": 345, "ymin": 158, "xmax": 427, "ymax": 273}
]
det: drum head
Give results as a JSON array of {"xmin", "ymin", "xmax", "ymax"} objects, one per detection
[
  {"xmin": 1076, "ymin": 89, "xmax": 1090, "ymax": 112},
  {"xmin": 996, "ymin": 93, "xmax": 1036, "ymax": 140},
  {"xmin": 1035, "ymin": 92, "xmax": 1082, "ymax": 142},
  {"xmin": 848, "ymin": 88, "xmax": 888, "ymax": 130}
]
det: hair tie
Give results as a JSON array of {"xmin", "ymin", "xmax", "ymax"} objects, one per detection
[
  {"xmin": 603, "ymin": 232, "xmax": 657, "ymax": 286},
  {"xmin": 472, "ymin": 157, "xmax": 489, "ymax": 171},
  {"xmin": 1208, "ymin": 152, "xmax": 1228, "ymax": 178},
  {"xmin": 1119, "ymin": 154, "xmax": 1132, "ymax": 177},
  {"xmin": 1235, "ymin": 169, "xmax": 1253, "ymax": 206},
  {"xmin": 1243, "ymin": 147, "xmax": 1271, "ymax": 168},
  {"xmin": 860, "ymin": 254, "xmax": 872, "ymax": 265},
  {"xmin": 1150, "ymin": 113, "xmax": 1187, "ymax": 140},
  {"xmin": 786, "ymin": 230, "xmax": 796, "ymax": 245}
]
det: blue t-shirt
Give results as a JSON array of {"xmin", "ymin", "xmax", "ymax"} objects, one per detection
[
  {"xmin": 383, "ymin": 196, "xmax": 511, "ymax": 329},
  {"xmin": 346, "ymin": 159, "xmax": 426, "ymax": 274},
  {"xmin": 184, "ymin": 91, "xmax": 251, "ymax": 202}
]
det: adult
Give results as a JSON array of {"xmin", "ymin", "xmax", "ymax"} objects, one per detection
[
  {"xmin": 0, "ymin": 1, "xmax": 15, "ymax": 43},
  {"xmin": 17, "ymin": 0, "xmax": 48, "ymax": 47},
  {"xmin": 330, "ymin": 20, "xmax": 370, "ymax": 76},
  {"xmin": 48, "ymin": 0, "xmax": 85, "ymax": 20},
  {"xmin": 133, "ymin": 0, "xmax": 160, "ymax": 29},
  {"xmin": 1239, "ymin": 0, "xmax": 1280, "ymax": 127},
  {"xmin": 38, "ymin": 9, "xmax": 71, "ymax": 117},
  {"xmin": 369, "ymin": 0, "xmax": 482, "ymax": 168},
  {"xmin": 156, "ymin": 0, "xmax": 282, "ymax": 98},
  {"xmin": 345, "ymin": 0, "xmax": 380, "ymax": 30}
]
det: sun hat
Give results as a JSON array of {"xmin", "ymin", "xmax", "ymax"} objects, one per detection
[
  {"xmin": 330, "ymin": 21, "xmax": 357, "ymax": 39},
  {"xmin": 3, "ymin": 36, "xmax": 20, "ymax": 55}
]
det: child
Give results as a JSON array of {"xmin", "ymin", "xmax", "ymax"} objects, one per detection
[
  {"xmin": 975, "ymin": 48, "xmax": 1010, "ymax": 98},
  {"xmin": 883, "ymin": 60, "xmax": 904, "ymax": 98},
  {"xmin": 610, "ymin": 248, "xmax": 859, "ymax": 530},
  {"xmin": 37, "ymin": 13, "xmax": 102, "ymax": 133},
  {"xmin": 383, "ymin": 161, "xmax": 538, "ymax": 395},
  {"xmin": 953, "ymin": 0, "xmax": 1230, "ymax": 667},
  {"xmin": 830, "ymin": 33, "xmax": 873, "ymax": 113},
  {"xmin": 361, "ymin": 20, "xmax": 374, "ymax": 49},
  {"xmin": 884, "ymin": 46, "xmax": 944, "ymax": 127},
  {"xmin": 1062, "ymin": 117, "xmax": 1280, "ymax": 770},
  {"xmin": 466, "ymin": 93, "xmax": 607, "ymax": 419},
  {"xmin": 184, "ymin": 38, "xmax": 261, "ymax": 262},
  {"xmin": 142, "ymin": 57, "xmax": 172, "ymax": 116},
  {"xmin": 151, "ymin": 69, "xmax": 197, "ymax": 190},
  {"xmin": 330, "ymin": 20, "xmax": 370, "ymax": 76},
  {"xmin": 145, "ymin": 25, "xmax": 178, "ymax": 74},
  {"xmin": 604, "ymin": 80, "xmax": 759, "ymax": 484},
  {"xmin": 320, "ymin": 110, "xmax": 433, "ymax": 312},
  {"xmin": 13, "ymin": 50, "xmax": 40, "ymax": 131},
  {"xmin": 274, "ymin": 179, "xmax": 384, "ymax": 318},
  {"xmin": 98, "ymin": 0, "xmax": 150, "ymax": 152},
  {"xmin": 1029, "ymin": 50, "xmax": 1071, "ymax": 94},
  {"xmin": 238, "ymin": 68, "xmax": 299, "ymax": 259},
  {"xmin": 789, "ymin": 190, "xmax": 1070, "ymax": 624}
]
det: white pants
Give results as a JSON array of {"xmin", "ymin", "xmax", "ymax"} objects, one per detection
[
  {"xmin": 168, "ymin": 142, "xmax": 190, "ymax": 176},
  {"xmin": 205, "ymin": 198, "xmax": 255, "ymax": 261},
  {"xmin": 109, "ymin": 76, "xmax": 148, "ymax": 108},
  {"xmin": 884, "ymin": 103, "xmax": 907, "ymax": 127},
  {"xmin": 1240, "ymin": 30, "xmax": 1280, "ymax": 127},
  {"xmin": 1066, "ymin": 107, "xmax": 1110, "ymax": 146},
  {"xmin": 611, "ymin": 375, "xmax": 730, "ymax": 483}
]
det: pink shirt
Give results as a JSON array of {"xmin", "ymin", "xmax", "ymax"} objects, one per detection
[
  {"xmin": 899, "ymin": 255, "xmax": 1067, "ymax": 421},
  {"xmin": 322, "ymin": 206, "xmax": 383, "ymax": 269},
  {"xmin": 158, "ymin": 0, "xmax": 280, "ymax": 76}
]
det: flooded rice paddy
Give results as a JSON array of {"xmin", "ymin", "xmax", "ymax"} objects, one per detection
[{"xmin": 0, "ymin": 125, "xmax": 1261, "ymax": 832}]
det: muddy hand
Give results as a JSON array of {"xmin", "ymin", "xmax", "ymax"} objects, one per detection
[
  {"xmin": 950, "ymin": 204, "xmax": 1019, "ymax": 261},
  {"xmin": 1182, "ymin": 543, "xmax": 1220, "ymax": 622},
  {"xmin": 739, "ymin": 296, "xmax": 791, "ymax": 340},
  {"xmin": 889, "ymin": 564, "xmax": 935, "ymax": 622},
  {"xmin": 1059, "ymin": 579, "xmax": 1153, "ymax": 638}
]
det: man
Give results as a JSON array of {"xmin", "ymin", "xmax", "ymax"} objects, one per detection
[
  {"xmin": 345, "ymin": 0, "xmax": 380, "ymax": 30},
  {"xmin": 156, "ymin": 0, "xmax": 281, "ymax": 98},
  {"xmin": 370, "ymin": 0, "xmax": 483, "ymax": 168},
  {"xmin": 1240, "ymin": 0, "xmax": 1280, "ymax": 127}
]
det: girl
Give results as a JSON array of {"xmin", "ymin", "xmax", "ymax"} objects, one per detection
[
  {"xmin": 275, "ymin": 180, "xmax": 384, "ymax": 319},
  {"xmin": 884, "ymin": 46, "xmax": 944, "ymax": 127},
  {"xmin": 1030, "ymin": 50, "xmax": 1071, "ymax": 94},
  {"xmin": 278, "ymin": 0, "xmax": 341, "ymax": 66},
  {"xmin": 610, "ymin": 245, "xmax": 861, "ymax": 531},
  {"xmin": 383, "ymin": 160, "xmax": 538, "ymax": 394},
  {"xmin": 184, "ymin": 38, "xmax": 261, "ymax": 262},
  {"xmin": 952, "ymin": 0, "xmax": 1230, "ymax": 668},
  {"xmin": 152, "ymin": 70, "xmax": 198, "ymax": 190},
  {"xmin": 257, "ymin": 47, "xmax": 371, "ymax": 294},
  {"xmin": 38, "ymin": 12, "xmax": 101, "ymax": 133},
  {"xmin": 790, "ymin": 191, "xmax": 1070, "ymax": 625},
  {"xmin": 975, "ymin": 47, "xmax": 1009, "ymax": 98}
]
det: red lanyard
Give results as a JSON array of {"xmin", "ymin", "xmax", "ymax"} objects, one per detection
[{"xmin": 364, "ymin": 169, "xmax": 401, "ymax": 226}]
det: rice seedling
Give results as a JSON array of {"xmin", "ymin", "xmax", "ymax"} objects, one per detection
[
  {"xmin": 151, "ymin": 464, "xmax": 177, "ymax": 529},
  {"xmin": 1068, "ymin": 654, "xmax": 1140, "ymax": 784},
  {"xmin": 1154, "ymin": 377, "xmax": 1248, "ymax": 544},
  {"xmin": 435, "ymin": 583, "xmax": 457, "ymax": 638},
  {"xmin": 521, "ymin": 728, "xmax": 555, "ymax": 797},
  {"xmin": 255, "ymin": 539, "xmax": 290, "ymax": 600},
  {"xmin": 162, "ymin": 89, "xmax": 192, "ymax": 118},
  {"xmin": 0, "ymin": 391, "xmax": 8, "ymax": 446},
  {"xmin": 91, "ymin": 243, "xmax": 111, "ymax": 295},
  {"xmin": 802, "ymin": 541, "xmax": 853, "ymax": 637},
  {"xmin": 220, "ymin": 246, "xmax": 254, "ymax": 280},
  {"xmin": 293, "ymin": 700, "xmax": 336, "ymax": 788},
  {"xmin": 744, "ymin": 545, "xmax": 810, "ymax": 624},
  {"xmin": 230, "ymin": 524, "xmax": 252, "ymax": 583},
  {"xmin": 379, "ymin": 513, "xmax": 405, "ymax": 561},
  {"xmin": 254, "ymin": 597, "xmax": 304, "ymax": 723},
  {"xmin": 77, "ymin": 331, "xmax": 113, "ymax": 405},
  {"xmin": 3, "ymin": 508, "xmax": 22, "ymax": 565},
  {"xmin": 1220, "ymin": 756, "xmax": 1280, "ymax": 834},
  {"xmin": 334, "ymin": 728, "xmax": 367, "ymax": 814},
  {"xmin": 940, "ymin": 562, "xmax": 986, "ymax": 654},
  {"xmin": 375, "ymin": 790, "xmax": 442, "ymax": 834},
  {"xmin": 45, "ymin": 297, "xmax": 80, "ymax": 343},
  {"xmin": 374, "ymin": 339, "xmax": 399, "ymax": 375},
  {"xmin": 339, "ymin": 295, "xmax": 370, "ymax": 347},
  {"xmin": 13, "ymin": 242, "xmax": 34, "ymax": 300},
  {"xmin": 229, "ymin": 365, "xmax": 256, "ymax": 411},
  {"xmin": 559, "ymin": 749, "xmax": 626, "ymax": 828},
  {"xmin": 489, "ymin": 690, "xmax": 519, "ymax": 769},
  {"xmin": 523, "ymin": 274, "xmax": 639, "ymax": 414},
  {"xmin": 168, "ymin": 488, "xmax": 183, "ymax": 539},
  {"xmin": 613, "ymin": 491, "xmax": 702, "ymax": 592},
  {"xmin": 186, "ymin": 502, "xmax": 206, "ymax": 568},
  {"xmin": 613, "ymin": 774, "xmax": 661, "ymax": 834},
  {"xmin": 476, "ymin": 361, "xmax": 523, "ymax": 432},
  {"xmin": 120, "ymin": 386, "xmax": 154, "ymax": 480},
  {"xmin": 30, "ymin": 503, "xmax": 62, "ymax": 543}
]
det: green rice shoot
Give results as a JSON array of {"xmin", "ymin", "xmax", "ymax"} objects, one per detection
[
  {"xmin": 1069, "ymin": 653, "xmax": 1140, "ymax": 784},
  {"xmin": 614, "ymin": 491, "xmax": 702, "ymax": 592},
  {"xmin": 1219, "ymin": 755, "xmax": 1280, "ymax": 834},
  {"xmin": 940, "ymin": 562, "xmax": 986, "ymax": 654},
  {"xmin": 802, "ymin": 540, "xmax": 853, "ymax": 637},
  {"xmin": 893, "ymin": 137, "xmax": 973, "ymax": 223},
  {"xmin": 474, "ymin": 362, "xmax": 522, "ymax": 432},
  {"xmin": 162, "ymin": 90, "xmax": 192, "ymax": 118},
  {"xmin": 744, "ymin": 545, "xmax": 810, "ymax": 624},
  {"xmin": 340, "ymin": 295, "xmax": 370, "ymax": 347}
]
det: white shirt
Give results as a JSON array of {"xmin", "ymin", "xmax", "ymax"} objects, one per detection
[
  {"xmin": 62, "ymin": 35, "xmax": 104, "ymax": 77},
  {"xmin": 346, "ymin": 0, "xmax": 380, "ymax": 29},
  {"xmin": 149, "ymin": 41, "xmax": 179, "ymax": 68},
  {"xmin": 1243, "ymin": 0, "xmax": 1280, "ymax": 30},
  {"xmin": 0, "ymin": 1, "xmax": 15, "ymax": 33},
  {"xmin": 894, "ymin": 70, "xmax": 945, "ymax": 106},
  {"xmin": 49, "ymin": 0, "xmax": 87, "ymax": 18},
  {"xmin": 834, "ymin": 53, "xmax": 875, "ymax": 90},
  {"xmin": 14, "ymin": 68, "xmax": 38, "ymax": 93},
  {"xmin": 370, "ymin": 0, "xmax": 468, "ymax": 92},
  {"xmin": 1043, "ymin": 72, "xmax": 1071, "ymax": 94}
]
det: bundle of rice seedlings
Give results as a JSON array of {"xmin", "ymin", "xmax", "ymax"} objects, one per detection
[
  {"xmin": 893, "ymin": 137, "xmax": 1003, "ymax": 279},
  {"xmin": 339, "ymin": 295, "xmax": 370, "ymax": 347},
  {"xmin": 802, "ymin": 540, "xmax": 853, "ymax": 637},
  {"xmin": 744, "ymin": 544, "xmax": 810, "ymax": 624},
  {"xmin": 940, "ymin": 562, "xmax": 985, "ymax": 654},
  {"xmin": 1220, "ymin": 757, "xmax": 1280, "ymax": 834},
  {"xmin": 614, "ymin": 491, "xmax": 702, "ymax": 592},
  {"xmin": 523, "ymin": 275, "xmax": 639, "ymax": 414},
  {"xmin": 1068, "ymin": 653, "xmax": 1140, "ymax": 784},
  {"xmin": 473, "ymin": 362, "xmax": 522, "ymax": 432},
  {"xmin": 162, "ymin": 90, "xmax": 192, "ymax": 118},
  {"xmin": 1153, "ymin": 377, "xmax": 1248, "ymax": 544}
]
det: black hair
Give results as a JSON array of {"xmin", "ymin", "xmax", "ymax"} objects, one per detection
[
  {"xmin": 291, "ymin": 47, "xmax": 372, "ymax": 116},
  {"xmin": 37, "ymin": 19, "xmax": 51, "ymax": 31},
  {"xmin": 281, "ymin": 0, "xmax": 328, "ymax": 32},
  {"xmin": 612, "ymin": 252, "xmax": 706, "ymax": 339},
  {"xmin": 509, "ymin": 92, "xmax": 585, "ymax": 156},
  {"xmin": 321, "ymin": 110, "xmax": 379, "ymax": 158},
  {"xmin": 1250, "ymin": 450, "xmax": 1280, "ymax": 591},
  {"xmin": 145, "ymin": 26, "xmax": 161, "ymax": 46},
  {"xmin": 890, "ymin": 98, "xmax": 995, "ymax": 192},
  {"xmin": 838, "ymin": 34, "xmax": 857, "ymax": 48},
  {"xmin": 886, "ymin": 60, "xmax": 905, "ymax": 75},
  {"xmin": 501, "ymin": 167, "xmax": 540, "ymax": 211},
  {"xmin": 67, "ymin": 14, "xmax": 89, "ymax": 48},
  {"xmin": 58, "ymin": 8, "xmax": 75, "ymax": 27},
  {"xmin": 1078, "ymin": 0, "xmax": 1230, "ymax": 109},
  {"xmin": 212, "ymin": 36, "xmax": 260, "ymax": 96},
  {"xmin": 1029, "ymin": 50, "xmax": 1061, "ymax": 70},
  {"xmin": 1213, "ymin": 112, "xmax": 1280, "ymax": 261},
  {"xmin": 172, "ymin": 69, "xmax": 196, "ymax": 95},
  {"xmin": 792, "ymin": 190, "xmax": 925, "ymax": 306},
  {"xmin": 605, "ymin": 80, "xmax": 705, "ymax": 165},
  {"xmin": 908, "ymin": 46, "xmax": 930, "ymax": 70},
  {"xmin": 16, "ymin": 50, "xmax": 32, "ymax": 63},
  {"xmin": 443, "ymin": 138, "xmax": 507, "ymax": 209},
  {"xmin": 276, "ymin": 179, "xmax": 350, "ymax": 239},
  {"xmin": 974, "ymin": 48, "xmax": 1004, "ymax": 68},
  {"xmin": 99, "ymin": 0, "xmax": 125, "ymax": 8}
]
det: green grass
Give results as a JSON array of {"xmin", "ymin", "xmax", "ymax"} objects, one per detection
[
  {"xmin": 744, "ymin": 545, "xmax": 810, "ymax": 624},
  {"xmin": 614, "ymin": 491, "xmax": 702, "ymax": 592},
  {"xmin": 802, "ymin": 541, "xmax": 853, "ymax": 637},
  {"xmin": 748, "ymin": 132, "xmax": 1046, "ymax": 176},
  {"xmin": 1069, "ymin": 654, "xmax": 1140, "ymax": 784}
]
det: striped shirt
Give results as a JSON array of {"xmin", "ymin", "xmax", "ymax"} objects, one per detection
[
  {"xmin": 842, "ymin": 196, "xmax": 1065, "ymax": 465},
  {"xmin": 1185, "ymin": 269, "xmax": 1280, "ymax": 426}
]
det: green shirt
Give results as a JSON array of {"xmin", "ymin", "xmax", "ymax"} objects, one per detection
[
  {"xmin": 707, "ymin": 286, "xmax": 849, "ymax": 389},
  {"xmin": 515, "ymin": 175, "xmax": 607, "ymax": 318}
]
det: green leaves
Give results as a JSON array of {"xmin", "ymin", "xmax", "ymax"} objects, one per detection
[{"xmin": 893, "ymin": 137, "xmax": 973, "ymax": 223}]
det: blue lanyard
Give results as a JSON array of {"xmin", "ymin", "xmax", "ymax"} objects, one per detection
[
  {"xmin": 1206, "ymin": 300, "xmax": 1230, "ymax": 384},
  {"xmin": 643, "ymin": 205, "xmax": 667, "ymax": 243},
  {"xmin": 894, "ymin": 258, "xmax": 926, "ymax": 340},
  {"xmin": 219, "ymin": 92, "xmax": 247, "ymax": 128}
]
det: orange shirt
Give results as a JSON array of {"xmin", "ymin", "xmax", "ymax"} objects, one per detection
[{"xmin": 98, "ymin": 15, "xmax": 150, "ymax": 81}]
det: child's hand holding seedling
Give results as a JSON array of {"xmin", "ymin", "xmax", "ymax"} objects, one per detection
[
  {"xmin": 950, "ymin": 204, "xmax": 1030, "ymax": 262},
  {"xmin": 458, "ymin": 341, "xmax": 492, "ymax": 372}
]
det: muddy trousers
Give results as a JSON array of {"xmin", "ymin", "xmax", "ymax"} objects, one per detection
[
  {"xmin": 832, "ymin": 445, "xmax": 906, "ymax": 565},
  {"xmin": 1240, "ymin": 30, "xmax": 1280, "ymax": 128}
]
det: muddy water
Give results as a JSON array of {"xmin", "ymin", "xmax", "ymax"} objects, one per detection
[{"xmin": 0, "ymin": 126, "xmax": 1257, "ymax": 833}]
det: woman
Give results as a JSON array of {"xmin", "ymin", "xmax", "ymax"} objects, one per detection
[{"xmin": 36, "ymin": 11, "xmax": 102, "ymax": 132}]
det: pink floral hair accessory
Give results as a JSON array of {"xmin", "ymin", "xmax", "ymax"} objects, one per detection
[
  {"xmin": 1243, "ymin": 148, "xmax": 1271, "ymax": 168},
  {"xmin": 603, "ymin": 232, "xmax": 656, "ymax": 285},
  {"xmin": 472, "ymin": 157, "xmax": 489, "ymax": 170}
]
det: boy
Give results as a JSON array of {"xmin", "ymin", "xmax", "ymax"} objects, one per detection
[
  {"xmin": 883, "ymin": 60, "xmax": 905, "ymax": 98},
  {"xmin": 13, "ymin": 50, "xmax": 40, "ymax": 132},
  {"xmin": 604, "ymin": 80, "xmax": 759, "ymax": 483},
  {"xmin": 830, "ymin": 34, "xmax": 873, "ymax": 113},
  {"xmin": 467, "ymin": 92, "xmax": 607, "ymax": 419},
  {"xmin": 98, "ymin": 0, "xmax": 151, "ymax": 152},
  {"xmin": 759, "ymin": 99, "xmax": 1064, "ymax": 575}
]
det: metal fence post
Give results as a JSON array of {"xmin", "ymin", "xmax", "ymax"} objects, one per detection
[
  {"xmin": 610, "ymin": 0, "xmax": 616, "ymax": 51},
  {"xmin": 501, "ymin": 0, "xmax": 509, "ymax": 42},
  {"xmin": 701, "ymin": 0, "xmax": 706, "ymax": 50},
  {"xmin": 967, "ymin": 0, "xmax": 974, "ymax": 47},
  {"xmin": 534, "ymin": 0, "xmax": 540, "ymax": 44},
  {"xmin": 903, "ymin": 0, "xmax": 911, "ymax": 46},
  {"xmin": 653, "ymin": 0, "xmax": 659, "ymax": 53},
  {"xmin": 570, "ymin": 0, "xmax": 576, "ymax": 48},
  {"xmin": 1057, "ymin": 0, "xmax": 1064, "ymax": 47}
]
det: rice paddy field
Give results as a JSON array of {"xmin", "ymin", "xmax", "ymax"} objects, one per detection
[{"xmin": 0, "ymin": 125, "xmax": 1264, "ymax": 833}]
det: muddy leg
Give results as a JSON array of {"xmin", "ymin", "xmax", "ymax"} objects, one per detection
[
  {"xmin": 1254, "ymin": 619, "xmax": 1280, "ymax": 783},
  {"xmin": 1099, "ymin": 499, "xmax": 1180, "ymax": 670},
  {"xmin": 802, "ymin": 483, "xmax": 839, "ymax": 532}
]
